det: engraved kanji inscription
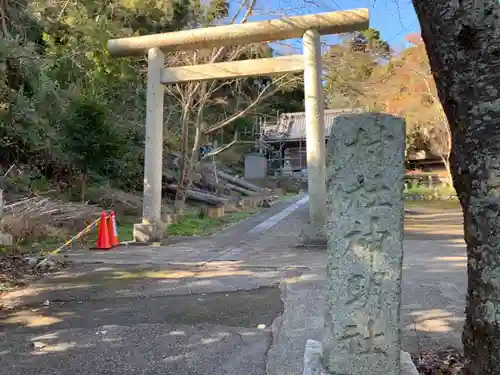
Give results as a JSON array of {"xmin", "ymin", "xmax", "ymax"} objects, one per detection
[
  {"xmin": 364, "ymin": 271, "xmax": 386, "ymax": 309},
  {"xmin": 346, "ymin": 274, "xmax": 365, "ymax": 304},
  {"xmin": 338, "ymin": 319, "xmax": 387, "ymax": 356},
  {"xmin": 345, "ymin": 271, "xmax": 386, "ymax": 309}
]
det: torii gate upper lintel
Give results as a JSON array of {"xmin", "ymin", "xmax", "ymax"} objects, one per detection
[{"xmin": 106, "ymin": 9, "xmax": 369, "ymax": 243}]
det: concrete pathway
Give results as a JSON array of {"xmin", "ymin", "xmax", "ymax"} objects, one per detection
[{"xmin": 0, "ymin": 195, "xmax": 466, "ymax": 375}]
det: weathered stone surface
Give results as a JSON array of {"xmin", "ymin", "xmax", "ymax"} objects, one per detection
[
  {"xmin": 302, "ymin": 344, "xmax": 419, "ymax": 375},
  {"xmin": 133, "ymin": 222, "xmax": 167, "ymax": 243},
  {"xmin": 303, "ymin": 340, "xmax": 327, "ymax": 375},
  {"xmin": 163, "ymin": 213, "xmax": 180, "ymax": 225},
  {"xmin": 201, "ymin": 205, "xmax": 225, "ymax": 219},
  {"xmin": 0, "ymin": 231, "xmax": 12, "ymax": 246},
  {"xmin": 298, "ymin": 227, "xmax": 327, "ymax": 248},
  {"xmin": 400, "ymin": 351, "xmax": 419, "ymax": 375},
  {"xmin": 323, "ymin": 113, "xmax": 405, "ymax": 375}
]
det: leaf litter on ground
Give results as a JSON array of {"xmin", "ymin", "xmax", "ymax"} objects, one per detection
[{"xmin": 414, "ymin": 348, "xmax": 464, "ymax": 375}]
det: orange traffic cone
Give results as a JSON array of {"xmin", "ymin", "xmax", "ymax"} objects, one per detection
[
  {"xmin": 108, "ymin": 210, "xmax": 119, "ymax": 247},
  {"xmin": 96, "ymin": 211, "xmax": 111, "ymax": 250}
]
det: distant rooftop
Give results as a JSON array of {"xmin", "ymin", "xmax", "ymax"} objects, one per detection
[{"xmin": 263, "ymin": 108, "xmax": 364, "ymax": 140}]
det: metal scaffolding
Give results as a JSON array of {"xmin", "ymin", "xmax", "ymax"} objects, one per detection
[{"xmin": 256, "ymin": 114, "xmax": 307, "ymax": 177}]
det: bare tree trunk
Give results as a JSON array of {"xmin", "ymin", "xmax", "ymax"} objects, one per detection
[
  {"xmin": 412, "ymin": 1, "xmax": 500, "ymax": 374},
  {"xmin": 175, "ymin": 99, "xmax": 193, "ymax": 214},
  {"xmin": 441, "ymin": 123, "xmax": 453, "ymax": 186},
  {"xmin": 420, "ymin": 70, "xmax": 454, "ymax": 186},
  {"xmin": 216, "ymin": 170, "xmax": 266, "ymax": 192},
  {"xmin": 225, "ymin": 183, "xmax": 260, "ymax": 196},
  {"xmin": 440, "ymin": 154, "xmax": 453, "ymax": 186},
  {"xmin": 80, "ymin": 172, "xmax": 86, "ymax": 204},
  {"xmin": 165, "ymin": 183, "xmax": 228, "ymax": 205},
  {"xmin": 175, "ymin": 85, "xmax": 207, "ymax": 214},
  {"xmin": 0, "ymin": 188, "xmax": 4, "ymax": 221}
]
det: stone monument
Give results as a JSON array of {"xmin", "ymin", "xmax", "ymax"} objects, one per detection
[{"xmin": 303, "ymin": 113, "xmax": 417, "ymax": 375}]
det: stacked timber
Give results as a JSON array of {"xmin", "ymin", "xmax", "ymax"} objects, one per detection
[{"xmin": 162, "ymin": 155, "xmax": 279, "ymax": 207}]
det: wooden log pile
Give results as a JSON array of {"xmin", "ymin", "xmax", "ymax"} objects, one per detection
[{"xmin": 162, "ymin": 154, "xmax": 278, "ymax": 207}]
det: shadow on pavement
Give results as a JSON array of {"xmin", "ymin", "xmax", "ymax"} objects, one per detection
[
  {"xmin": 1, "ymin": 286, "xmax": 284, "ymax": 375},
  {"xmin": 0, "ymin": 202, "xmax": 467, "ymax": 374}
]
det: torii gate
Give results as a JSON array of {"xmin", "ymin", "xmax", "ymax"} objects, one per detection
[{"xmin": 107, "ymin": 9, "xmax": 369, "ymax": 243}]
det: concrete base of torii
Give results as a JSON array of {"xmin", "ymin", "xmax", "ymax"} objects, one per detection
[
  {"xmin": 297, "ymin": 227, "xmax": 327, "ymax": 248},
  {"xmin": 133, "ymin": 222, "xmax": 168, "ymax": 243}
]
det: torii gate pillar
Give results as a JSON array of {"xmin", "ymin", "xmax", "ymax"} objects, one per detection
[
  {"xmin": 133, "ymin": 48, "xmax": 167, "ymax": 242},
  {"xmin": 301, "ymin": 29, "xmax": 327, "ymax": 245}
]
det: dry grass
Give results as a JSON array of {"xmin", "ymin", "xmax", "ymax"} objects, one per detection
[
  {"xmin": 86, "ymin": 186, "xmax": 143, "ymax": 216},
  {"xmin": 0, "ymin": 196, "xmax": 101, "ymax": 293},
  {"xmin": 1, "ymin": 197, "xmax": 101, "ymax": 246}
]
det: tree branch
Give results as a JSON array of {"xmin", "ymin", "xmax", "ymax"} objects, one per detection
[
  {"xmin": 203, "ymin": 75, "xmax": 298, "ymax": 134},
  {"xmin": 201, "ymin": 140, "xmax": 237, "ymax": 161}
]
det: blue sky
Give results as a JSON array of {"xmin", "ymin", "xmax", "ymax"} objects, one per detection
[{"xmin": 232, "ymin": 0, "xmax": 420, "ymax": 52}]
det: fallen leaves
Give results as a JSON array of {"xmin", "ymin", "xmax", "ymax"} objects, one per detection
[
  {"xmin": 414, "ymin": 348, "xmax": 464, "ymax": 375},
  {"xmin": 0, "ymin": 250, "xmax": 68, "ymax": 307}
]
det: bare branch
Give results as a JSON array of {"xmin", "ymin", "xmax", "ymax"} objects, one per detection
[
  {"xmin": 201, "ymin": 140, "xmax": 237, "ymax": 160},
  {"xmin": 203, "ymin": 75, "xmax": 298, "ymax": 134}
]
